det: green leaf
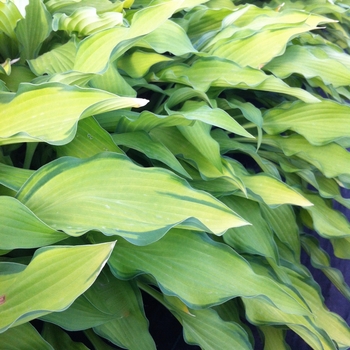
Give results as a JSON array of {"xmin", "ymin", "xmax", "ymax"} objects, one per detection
[
  {"xmin": 15, "ymin": 0, "xmax": 52, "ymax": 60},
  {"xmin": 227, "ymin": 159, "xmax": 313, "ymax": 207},
  {"xmin": 178, "ymin": 121, "xmax": 223, "ymax": 171},
  {"xmin": 45, "ymin": 0, "xmax": 123, "ymax": 14},
  {"xmin": 263, "ymin": 100, "xmax": 350, "ymax": 146},
  {"xmin": 0, "ymin": 82, "xmax": 148, "ymax": 145},
  {"xmin": 0, "ymin": 323, "xmax": 53, "ymax": 350},
  {"xmin": 139, "ymin": 19, "xmax": 197, "ymax": 56},
  {"xmin": 0, "ymin": 242, "xmax": 115, "ymax": 332},
  {"xmin": 107, "ymin": 228, "xmax": 309, "ymax": 314},
  {"xmin": 150, "ymin": 127, "xmax": 224, "ymax": 178},
  {"xmin": 301, "ymin": 235, "xmax": 350, "ymax": 300},
  {"xmin": 302, "ymin": 194, "xmax": 350, "ymax": 238},
  {"xmin": 41, "ymin": 294, "xmax": 116, "ymax": 330},
  {"xmin": 209, "ymin": 25, "xmax": 324, "ymax": 69},
  {"xmin": 55, "ymin": 117, "xmax": 123, "ymax": 158},
  {"xmin": 16, "ymin": 153, "xmax": 249, "ymax": 245},
  {"xmin": 260, "ymin": 326, "xmax": 291, "ymax": 350},
  {"xmin": 265, "ymin": 45, "xmax": 350, "ymax": 88},
  {"xmin": 262, "ymin": 134, "xmax": 350, "ymax": 182},
  {"xmin": 28, "ymin": 40, "xmax": 77, "ymax": 75},
  {"xmin": 0, "ymin": 0, "xmax": 22, "ymax": 41},
  {"xmin": 260, "ymin": 204, "xmax": 300, "ymax": 259},
  {"xmin": 167, "ymin": 100, "xmax": 254, "ymax": 139},
  {"xmin": 118, "ymin": 50, "xmax": 172, "ymax": 79},
  {"xmin": 74, "ymin": 0, "xmax": 189, "ymax": 73},
  {"xmin": 222, "ymin": 196, "xmax": 279, "ymax": 261},
  {"xmin": 152, "ymin": 57, "xmax": 320, "ymax": 103},
  {"xmin": 0, "ymin": 162, "xmax": 33, "ymax": 191},
  {"xmin": 164, "ymin": 296, "xmax": 252, "ymax": 350},
  {"xmin": 0, "ymin": 196, "xmax": 67, "ymax": 249},
  {"xmin": 42, "ymin": 323, "xmax": 89, "ymax": 350},
  {"xmin": 90, "ymin": 61, "xmax": 137, "ymax": 96},
  {"xmin": 52, "ymin": 7, "xmax": 123, "ymax": 36},
  {"xmin": 112, "ymin": 130, "xmax": 191, "ymax": 177}
]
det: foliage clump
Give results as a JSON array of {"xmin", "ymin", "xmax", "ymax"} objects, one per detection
[{"xmin": 1, "ymin": 0, "xmax": 350, "ymax": 349}]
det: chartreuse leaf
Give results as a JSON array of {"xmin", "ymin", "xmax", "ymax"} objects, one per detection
[
  {"xmin": 52, "ymin": 7, "xmax": 123, "ymax": 36},
  {"xmin": 152, "ymin": 57, "xmax": 320, "ymax": 103},
  {"xmin": 262, "ymin": 134, "xmax": 350, "ymax": 182},
  {"xmin": 222, "ymin": 196, "xmax": 279, "ymax": 261},
  {"xmin": 301, "ymin": 235, "xmax": 350, "ymax": 300},
  {"xmin": 0, "ymin": 162, "xmax": 33, "ymax": 191},
  {"xmin": 0, "ymin": 0, "xmax": 22, "ymax": 41},
  {"xmin": 263, "ymin": 100, "xmax": 350, "ymax": 146},
  {"xmin": 0, "ymin": 242, "xmax": 115, "ymax": 332},
  {"xmin": 28, "ymin": 40, "xmax": 77, "ymax": 75},
  {"xmin": 0, "ymin": 82, "xmax": 148, "ymax": 146},
  {"xmin": 55, "ymin": 117, "xmax": 123, "ymax": 158},
  {"xmin": 259, "ymin": 326, "xmax": 291, "ymax": 350},
  {"xmin": 0, "ymin": 323, "xmax": 53, "ymax": 350},
  {"xmin": 15, "ymin": 0, "xmax": 52, "ymax": 60},
  {"xmin": 106, "ymin": 228, "xmax": 309, "ymax": 314},
  {"xmin": 16, "ymin": 153, "xmax": 248, "ymax": 245},
  {"xmin": 74, "ymin": 0, "xmax": 190, "ymax": 73},
  {"xmin": 42, "ymin": 323, "xmax": 89, "ymax": 350},
  {"xmin": 0, "ymin": 196, "xmax": 67, "ymax": 249},
  {"xmin": 265, "ymin": 45, "xmax": 350, "ymax": 88},
  {"xmin": 111, "ymin": 131, "xmax": 191, "ymax": 178},
  {"xmin": 301, "ymin": 194, "xmax": 350, "ymax": 238}
]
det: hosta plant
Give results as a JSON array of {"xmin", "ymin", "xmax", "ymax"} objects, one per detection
[{"xmin": 1, "ymin": 0, "xmax": 350, "ymax": 349}]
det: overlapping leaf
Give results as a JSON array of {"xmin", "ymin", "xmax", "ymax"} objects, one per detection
[
  {"xmin": 16, "ymin": 153, "xmax": 249, "ymax": 245},
  {"xmin": 263, "ymin": 100, "xmax": 350, "ymax": 145},
  {"xmin": 0, "ymin": 82, "xmax": 148, "ymax": 145},
  {"xmin": 0, "ymin": 242, "xmax": 115, "ymax": 332},
  {"xmin": 107, "ymin": 228, "xmax": 309, "ymax": 313}
]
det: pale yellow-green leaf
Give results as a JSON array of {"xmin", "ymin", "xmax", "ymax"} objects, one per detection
[
  {"xmin": 107, "ymin": 228, "xmax": 309, "ymax": 313},
  {"xmin": 0, "ymin": 196, "xmax": 67, "ymax": 249},
  {"xmin": 0, "ymin": 242, "xmax": 115, "ymax": 332},
  {"xmin": 262, "ymin": 134, "xmax": 350, "ymax": 182},
  {"xmin": 118, "ymin": 50, "xmax": 172, "ymax": 79},
  {"xmin": 0, "ymin": 82, "xmax": 148, "ymax": 145},
  {"xmin": 16, "ymin": 153, "xmax": 249, "ymax": 245},
  {"xmin": 74, "ymin": 0, "xmax": 189, "ymax": 73},
  {"xmin": 52, "ymin": 7, "xmax": 123, "ymax": 36},
  {"xmin": 263, "ymin": 100, "xmax": 350, "ymax": 146},
  {"xmin": 265, "ymin": 45, "xmax": 350, "ymax": 88},
  {"xmin": 152, "ymin": 57, "xmax": 320, "ymax": 103},
  {"xmin": 28, "ymin": 40, "xmax": 77, "ymax": 75},
  {"xmin": 0, "ymin": 0, "xmax": 22, "ymax": 41}
]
